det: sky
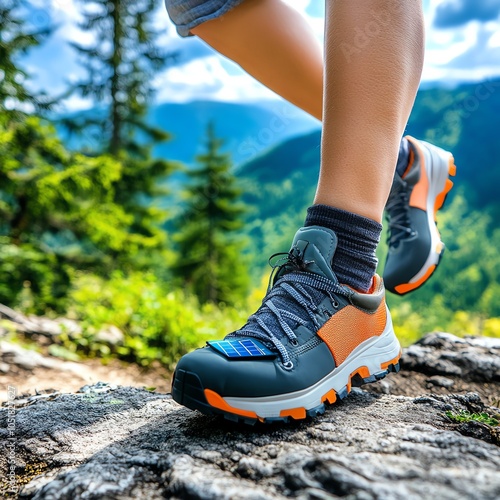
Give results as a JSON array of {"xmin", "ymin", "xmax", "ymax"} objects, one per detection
[{"xmin": 22, "ymin": 0, "xmax": 500, "ymax": 110}]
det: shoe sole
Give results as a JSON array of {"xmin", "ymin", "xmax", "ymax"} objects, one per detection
[
  {"xmin": 393, "ymin": 138, "xmax": 456, "ymax": 296},
  {"xmin": 172, "ymin": 312, "xmax": 401, "ymax": 425}
]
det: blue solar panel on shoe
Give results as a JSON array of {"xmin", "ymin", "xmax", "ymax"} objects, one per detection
[{"xmin": 207, "ymin": 339, "xmax": 276, "ymax": 360}]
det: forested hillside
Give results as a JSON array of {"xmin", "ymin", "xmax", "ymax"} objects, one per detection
[
  {"xmin": 237, "ymin": 79, "xmax": 500, "ymax": 343},
  {"xmin": 239, "ymin": 79, "xmax": 500, "ymax": 240}
]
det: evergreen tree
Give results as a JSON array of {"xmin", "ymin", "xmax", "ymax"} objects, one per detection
[
  {"xmin": 0, "ymin": 114, "xmax": 172, "ymax": 312},
  {"xmin": 68, "ymin": 0, "xmax": 178, "ymax": 256},
  {"xmin": 0, "ymin": 0, "xmax": 51, "ymax": 119},
  {"xmin": 70, "ymin": 0, "xmax": 175, "ymax": 155},
  {"xmin": 174, "ymin": 124, "xmax": 249, "ymax": 305}
]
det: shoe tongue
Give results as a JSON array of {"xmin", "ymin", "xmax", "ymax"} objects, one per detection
[{"xmin": 288, "ymin": 226, "xmax": 339, "ymax": 283}]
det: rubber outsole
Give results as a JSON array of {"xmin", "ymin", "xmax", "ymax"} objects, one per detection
[
  {"xmin": 391, "ymin": 151, "xmax": 456, "ymax": 296},
  {"xmin": 172, "ymin": 357, "xmax": 401, "ymax": 425},
  {"xmin": 393, "ymin": 246, "xmax": 446, "ymax": 296}
]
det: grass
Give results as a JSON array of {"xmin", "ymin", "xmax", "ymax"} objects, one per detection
[{"xmin": 445, "ymin": 410, "xmax": 499, "ymax": 427}]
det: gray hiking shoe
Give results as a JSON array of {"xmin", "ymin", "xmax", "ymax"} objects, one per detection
[
  {"xmin": 172, "ymin": 226, "xmax": 401, "ymax": 424},
  {"xmin": 384, "ymin": 136, "xmax": 456, "ymax": 295}
]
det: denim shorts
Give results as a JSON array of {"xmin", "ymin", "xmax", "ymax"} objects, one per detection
[{"xmin": 165, "ymin": 0, "xmax": 247, "ymax": 37}]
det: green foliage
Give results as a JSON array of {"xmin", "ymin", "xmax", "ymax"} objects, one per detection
[
  {"xmin": 174, "ymin": 124, "xmax": 249, "ymax": 305},
  {"xmin": 0, "ymin": 239, "xmax": 70, "ymax": 311},
  {"xmin": 65, "ymin": 0, "xmax": 178, "ymax": 259},
  {"xmin": 0, "ymin": 115, "xmax": 172, "ymax": 311},
  {"xmin": 239, "ymin": 131, "xmax": 319, "ymax": 265},
  {"xmin": 0, "ymin": 0, "xmax": 51, "ymax": 118},
  {"xmin": 0, "ymin": 3, "xmax": 178, "ymax": 314},
  {"xmin": 445, "ymin": 410, "xmax": 499, "ymax": 427},
  {"xmin": 69, "ymin": 0, "xmax": 176, "ymax": 155},
  {"xmin": 64, "ymin": 271, "xmax": 253, "ymax": 367}
]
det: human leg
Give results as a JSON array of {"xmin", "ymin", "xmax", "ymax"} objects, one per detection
[
  {"xmin": 170, "ymin": 1, "xmax": 425, "ymax": 423},
  {"xmin": 175, "ymin": 0, "xmax": 455, "ymax": 293},
  {"xmin": 317, "ymin": 0, "xmax": 424, "ymax": 221},
  {"xmin": 191, "ymin": 0, "xmax": 323, "ymax": 120}
]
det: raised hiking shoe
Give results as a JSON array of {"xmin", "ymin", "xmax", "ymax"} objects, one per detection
[
  {"xmin": 384, "ymin": 136, "xmax": 456, "ymax": 295},
  {"xmin": 172, "ymin": 226, "xmax": 402, "ymax": 424}
]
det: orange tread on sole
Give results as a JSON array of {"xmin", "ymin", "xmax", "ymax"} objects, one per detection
[
  {"xmin": 204, "ymin": 389, "xmax": 260, "ymax": 420},
  {"xmin": 203, "ymin": 357, "xmax": 401, "ymax": 423},
  {"xmin": 280, "ymin": 407, "xmax": 307, "ymax": 420},
  {"xmin": 321, "ymin": 389, "xmax": 337, "ymax": 405},
  {"xmin": 380, "ymin": 350, "xmax": 402, "ymax": 370},
  {"xmin": 394, "ymin": 265, "xmax": 436, "ymax": 295}
]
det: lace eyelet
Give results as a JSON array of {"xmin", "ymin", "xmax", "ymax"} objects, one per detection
[
  {"xmin": 332, "ymin": 300, "xmax": 339, "ymax": 309},
  {"xmin": 282, "ymin": 361, "xmax": 294, "ymax": 371},
  {"xmin": 290, "ymin": 339, "xmax": 299, "ymax": 347}
]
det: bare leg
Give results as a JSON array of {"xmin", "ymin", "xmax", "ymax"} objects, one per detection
[
  {"xmin": 193, "ymin": 0, "xmax": 423, "ymax": 222},
  {"xmin": 171, "ymin": 1, "xmax": 425, "ymax": 422},
  {"xmin": 192, "ymin": 0, "xmax": 323, "ymax": 120},
  {"xmin": 317, "ymin": 1, "xmax": 424, "ymax": 222}
]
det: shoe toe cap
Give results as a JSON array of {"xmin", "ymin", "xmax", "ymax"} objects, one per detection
[
  {"xmin": 173, "ymin": 345, "xmax": 281, "ymax": 399},
  {"xmin": 172, "ymin": 341, "xmax": 335, "ymax": 399},
  {"xmin": 384, "ymin": 235, "xmax": 432, "ymax": 292}
]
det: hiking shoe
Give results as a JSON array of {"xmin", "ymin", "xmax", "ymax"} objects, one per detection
[
  {"xmin": 384, "ymin": 136, "xmax": 456, "ymax": 295},
  {"xmin": 172, "ymin": 226, "xmax": 401, "ymax": 424}
]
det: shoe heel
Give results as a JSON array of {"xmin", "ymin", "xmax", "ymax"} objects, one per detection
[{"xmin": 434, "ymin": 155, "xmax": 456, "ymax": 218}]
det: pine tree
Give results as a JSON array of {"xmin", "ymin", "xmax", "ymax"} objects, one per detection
[
  {"xmin": 0, "ymin": 114, "xmax": 167, "ymax": 311},
  {"xmin": 174, "ymin": 124, "xmax": 249, "ymax": 305},
  {"xmin": 70, "ymin": 0, "xmax": 175, "ymax": 155},
  {"xmin": 69, "ymin": 0, "xmax": 178, "ymax": 257},
  {"xmin": 0, "ymin": 0, "xmax": 51, "ymax": 119}
]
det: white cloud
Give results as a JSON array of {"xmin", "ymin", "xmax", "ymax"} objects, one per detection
[
  {"xmin": 21, "ymin": 0, "xmax": 500, "ymax": 110},
  {"xmin": 156, "ymin": 56, "xmax": 278, "ymax": 103},
  {"xmin": 426, "ymin": 22, "xmax": 478, "ymax": 65}
]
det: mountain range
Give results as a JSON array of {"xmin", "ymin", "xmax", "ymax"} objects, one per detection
[
  {"xmin": 151, "ymin": 100, "xmax": 319, "ymax": 166},
  {"xmin": 236, "ymin": 78, "xmax": 500, "ymax": 259}
]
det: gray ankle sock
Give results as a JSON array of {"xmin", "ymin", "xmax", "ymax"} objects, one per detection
[
  {"xmin": 304, "ymin": 205, "xmax": 382, "ymax": 292},
  {"xmin": 395, "ymin": 137, "xmax": 411, "ymax": 177}
]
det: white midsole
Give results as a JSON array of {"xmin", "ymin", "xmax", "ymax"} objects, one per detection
[
  {"xmin": 224, "ymin": 307, "xmax": 401, "ymax": 418},
  {"xmin": 408, "ymin": 140, "xmax": 451, "ymax": 284}
]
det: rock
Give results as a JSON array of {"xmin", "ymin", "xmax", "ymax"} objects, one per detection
[
  {"xmin": 94, "ymin": 325, "xmax": 124, "ymax": 345},
  {"xmin": 0, "ymin": 303, "xmax": 82, "ymax": 339},
  {"xmin": 378, "ymin": 379, "xmax": 392, "ymax": 394},
  {"xmin": 0, "ymin": 341, "xmax": 87, "ymax": 376},
  {"xmin": 427, "ymin": 375, "xmax": 455, "ymax": 388},
  {"xmin": 401, "ymin": 332, "xmax": 500, "ymax": 382},
  {"xmin": 1, "ymin": 386, "xmax": 499, "ymax": 499},
  {"xmin": 457, "ymin": 420, "xmax": 500, "ymax": 445},
  {"xmin": 0, "ymin": 342, "xmax": 56, "ymax": 370},
  {"xmin": 1, "ymin": 332, "xmax": 499, "ymax": 499}
]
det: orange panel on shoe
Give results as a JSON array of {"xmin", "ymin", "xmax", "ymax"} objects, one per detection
[{"xmin": 172, "ymin": 226, "xmax": 401, "ymax": 424}]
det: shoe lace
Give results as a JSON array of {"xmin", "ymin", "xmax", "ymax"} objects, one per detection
[
  {"xmin": 385, "ymin": 178, "xmax": 415, "ymax": 247},
  {"xmin": 228, "ymin": 250, "xmax": 349, "ymax": 367}
]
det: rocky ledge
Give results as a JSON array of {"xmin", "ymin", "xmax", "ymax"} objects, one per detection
[{"xmin": 1, "ymin": 333, "xmax": 499, "ymax": 500}]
